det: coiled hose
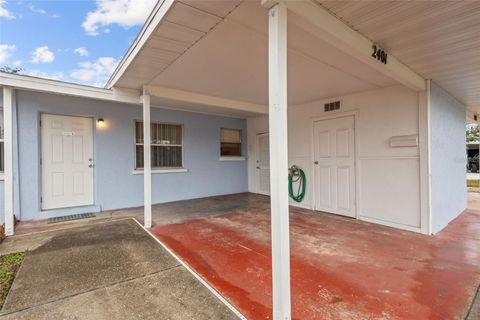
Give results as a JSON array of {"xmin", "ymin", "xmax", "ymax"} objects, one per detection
[{"xmin": 288, "ymin": 165, "xmax": 306, "ymax": 202}]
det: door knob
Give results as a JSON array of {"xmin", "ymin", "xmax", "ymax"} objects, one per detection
[
  {"xmin": 314, "ymin": 161, "xmax": 319, "ymax": 165},
  {"xmin": 89, "ymin": 158, "xmax": 93, "ymax": 162},
  {"xmin": 89, "ymin": 164, "xmax": 94, "ymax": 168},
  {"xmin": 256, "ymin": 166, "xmax": 260, "ymax": 169}
]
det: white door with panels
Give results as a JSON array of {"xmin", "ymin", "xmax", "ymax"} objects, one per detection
[
  {"xmin": 313, "ymin": 116, "xmax": 356, "ymax": 217},
  {"xmin": 256, "ymin": 133, "xmax": 270, "ymax": 195},
  {"xmin": 41, "ymin": 114, "xmax": 94, "ymax": 210}
]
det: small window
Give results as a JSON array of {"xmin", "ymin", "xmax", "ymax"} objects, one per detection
[
  {"xmin": 220, "ymin": 128, "xmax": 242, "ymax": 157},
  {"xmin": 135, "ymin": 121, "xmax": 183, "ymax": 169}
]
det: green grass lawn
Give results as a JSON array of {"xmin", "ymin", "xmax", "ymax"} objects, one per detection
[
  {"xmin": 467, "ymin": 179, "xmax": 480, "ymax": 188},
  {"xmin": 0, "ymin": 252, "xmax": 26, "ymax": 308}
]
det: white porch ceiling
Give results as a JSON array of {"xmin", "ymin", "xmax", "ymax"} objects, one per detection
[
  {"xmin": 317, "ymin": 0, "xmax": 480, "ymax": 109},
  {"xmin": 114, "ymin": 0, "xmax": 397, "ymax": 110}
]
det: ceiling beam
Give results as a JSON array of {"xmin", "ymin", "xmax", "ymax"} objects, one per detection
[
  {"xmin": 266, "ymin": 0, "xmax": 426, "ymax": 92},
  {"xmin": 144, "ymin": 85, "xmax": 268, "ymax": 114}
]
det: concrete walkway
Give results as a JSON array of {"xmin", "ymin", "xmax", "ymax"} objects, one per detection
[{"xmin": 0, "ymin": 219, "xmax": 237, "ymax": 320}]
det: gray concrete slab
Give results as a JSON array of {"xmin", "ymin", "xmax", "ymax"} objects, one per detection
[
  {"xmin": 12, "ymin": 193, "xmax": 263, "ymax": 237},
  {"xmin": 0, "ymin": 218, "xmax": 133, "ymax": 255},
  {"xmin": 0, "ymin": 219, "xmax": 237, "ymax": 319},
  {"xmin": 0, "ymin": 268, "xmax": 237, "ymax": 320},
  {"xmin": 467, "ymin": 286, "xmax": 480, "ymax": 320}
]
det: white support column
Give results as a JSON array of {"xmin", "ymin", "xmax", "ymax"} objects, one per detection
[
  {"xmin": 419, "ymin": 80, "xmax": 431, "ymax": 235},
  {"xmin": 143, "ymin": 89, "xmax": 152, "ymax": 228},
  {"xmin": 268, "ymin": 3, "xmax": 291, "ymax": 320},
  {"xmin": 3, "ymin": 87, "xmax": 14, "ymax": 236}
]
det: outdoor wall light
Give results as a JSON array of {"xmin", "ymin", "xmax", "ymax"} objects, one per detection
[{"xmin": 97, "ymin": 118, "xmax": 105, "ymax": 128}]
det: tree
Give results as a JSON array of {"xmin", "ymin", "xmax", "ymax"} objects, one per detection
[
  {"xmin": 0, "ymin": 66, "xmax": 23, "ymax": 74},
  {"xmin": 466, "ymin": 124, "xmax": 479, "ymax": 143}
]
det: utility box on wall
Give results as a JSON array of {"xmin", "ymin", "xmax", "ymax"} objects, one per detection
[{"xmin": 389, "ymin": 135, "xmax": 419, "ymax": 148}]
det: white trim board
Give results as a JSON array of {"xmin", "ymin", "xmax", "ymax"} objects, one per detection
[
  {"xmin": 359, "ymin": 216, "xmax": 422, "ymax": 233},
  {"xmin": 131, "ymin": 218, "xmax": 247, "ymax": 320},
  {"xmin": 132, "ymin": 168, "xmax": 188, "ymax": 174},
  {"xmin": 219, "ymin": 157, "xmax": 246, "ymax": 161},
  {"xmin": 419, "ymin": 86, "xmax": 431, "ymax": 235},
  {"xmin": 0, "ymin": 72, "xmax": 140, "ymax": 104},
  {"xmin": 3, "ymin": 86, "xmax": 14, "ymax": 236},
  {"xmin": 145, "ymin": 85, "xmax": 268, "ymax": 115}
]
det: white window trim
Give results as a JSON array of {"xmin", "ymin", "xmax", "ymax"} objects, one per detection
[
  {"xmin": 134, "ymin": 120, "xmax": 184, "ymax": 170},
  {"xmin": 132, "ymin": 168, "xmax": 188, "ymax": 175},
  {"xmin": 219, "ymin": 156, "xmax": 246, "ymax": 161}
]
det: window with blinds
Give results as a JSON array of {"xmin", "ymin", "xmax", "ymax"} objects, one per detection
[
  {"xmin": 135, "ymin": 121, "xmax": 183, "ymax": 169},
  {"xmin": 220, "ymin": 128, "xmax": 242, "ymax": 157}
]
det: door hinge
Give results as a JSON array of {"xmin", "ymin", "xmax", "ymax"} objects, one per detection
[
  {"xmin": 40, "ymin": 197, "xmax": 42, "ymax": 203},
  {"xmin": 39, "ymin": 120, "xmax": 41, "ymax": 127},
  {"xmin": 40, "ymin": 158, "xmax": 42, "ymax": 165}
]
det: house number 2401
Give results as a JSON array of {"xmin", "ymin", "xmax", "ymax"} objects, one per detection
[{"xmin": 372, "ymin": 45, "xmax": 387, "ymax": 64}]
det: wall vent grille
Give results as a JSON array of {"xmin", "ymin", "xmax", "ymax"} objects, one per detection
[{"xmin": 324, "ymin": 101, "xmax": 340, "ymax": 112}]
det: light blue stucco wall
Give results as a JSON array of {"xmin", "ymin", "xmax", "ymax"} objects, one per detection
[
  {"xmin": 0, "ymin": 89, "xmax": 247, "ymax": 222},
  {"xmin": 430, "ymin": 81, "xmax": 467, "ymax": 233}
]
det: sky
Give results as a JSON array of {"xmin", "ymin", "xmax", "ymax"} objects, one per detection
[{"xmin": 0, "ymin": 0, "xmax": 157, "ymax": 87}]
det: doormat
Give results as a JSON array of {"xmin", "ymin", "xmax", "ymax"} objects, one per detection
[{"xmin": 47, "ymin": 213, "xmax": 96, "ymax": 224}]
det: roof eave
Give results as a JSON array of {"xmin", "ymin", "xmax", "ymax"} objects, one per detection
[{"xmin": 105, "ymin": 0, "xmax": 176, "ymax": 89}]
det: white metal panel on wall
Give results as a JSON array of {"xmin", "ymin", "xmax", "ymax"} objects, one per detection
[{"xmin": 359, "ymin": 158, "xmax": 420, "ymax": 227}]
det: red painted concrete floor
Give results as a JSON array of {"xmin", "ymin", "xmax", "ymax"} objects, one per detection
[{"xmin": 151, "ymin": 193, "xmax": 480, "ymax": 320}]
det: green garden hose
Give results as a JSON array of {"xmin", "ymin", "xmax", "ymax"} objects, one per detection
[{"xmin": 288, "ymin": 165, "xmax": 306, "ymax": 202}]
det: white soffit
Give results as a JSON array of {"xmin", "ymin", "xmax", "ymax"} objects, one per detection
[
  {"xmin": 115, "ymin": 0, "xmax": 398, "ymax": 106},
  {"xmin": 148, "ymin": 1, "xmax": 397, "ymax": 105},
  {"xmin": 114, "ymin": 0, "xmax": 242, "ymax": 89},
  {"xmin": 317, "ymin": 0, "xmax": 480, "ymax": 108}
]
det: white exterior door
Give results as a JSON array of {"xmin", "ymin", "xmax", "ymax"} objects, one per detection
[
  {"xmin": 256, "ymin": 133, "xmax": 270, "ymax": 195},
  {"xmin": 41, "ymin": 114, "xmax": 94, "ymax": 210},
  {"xmin": 313, "ymin": 116, "xmax": 356, "ymax": 217}
]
